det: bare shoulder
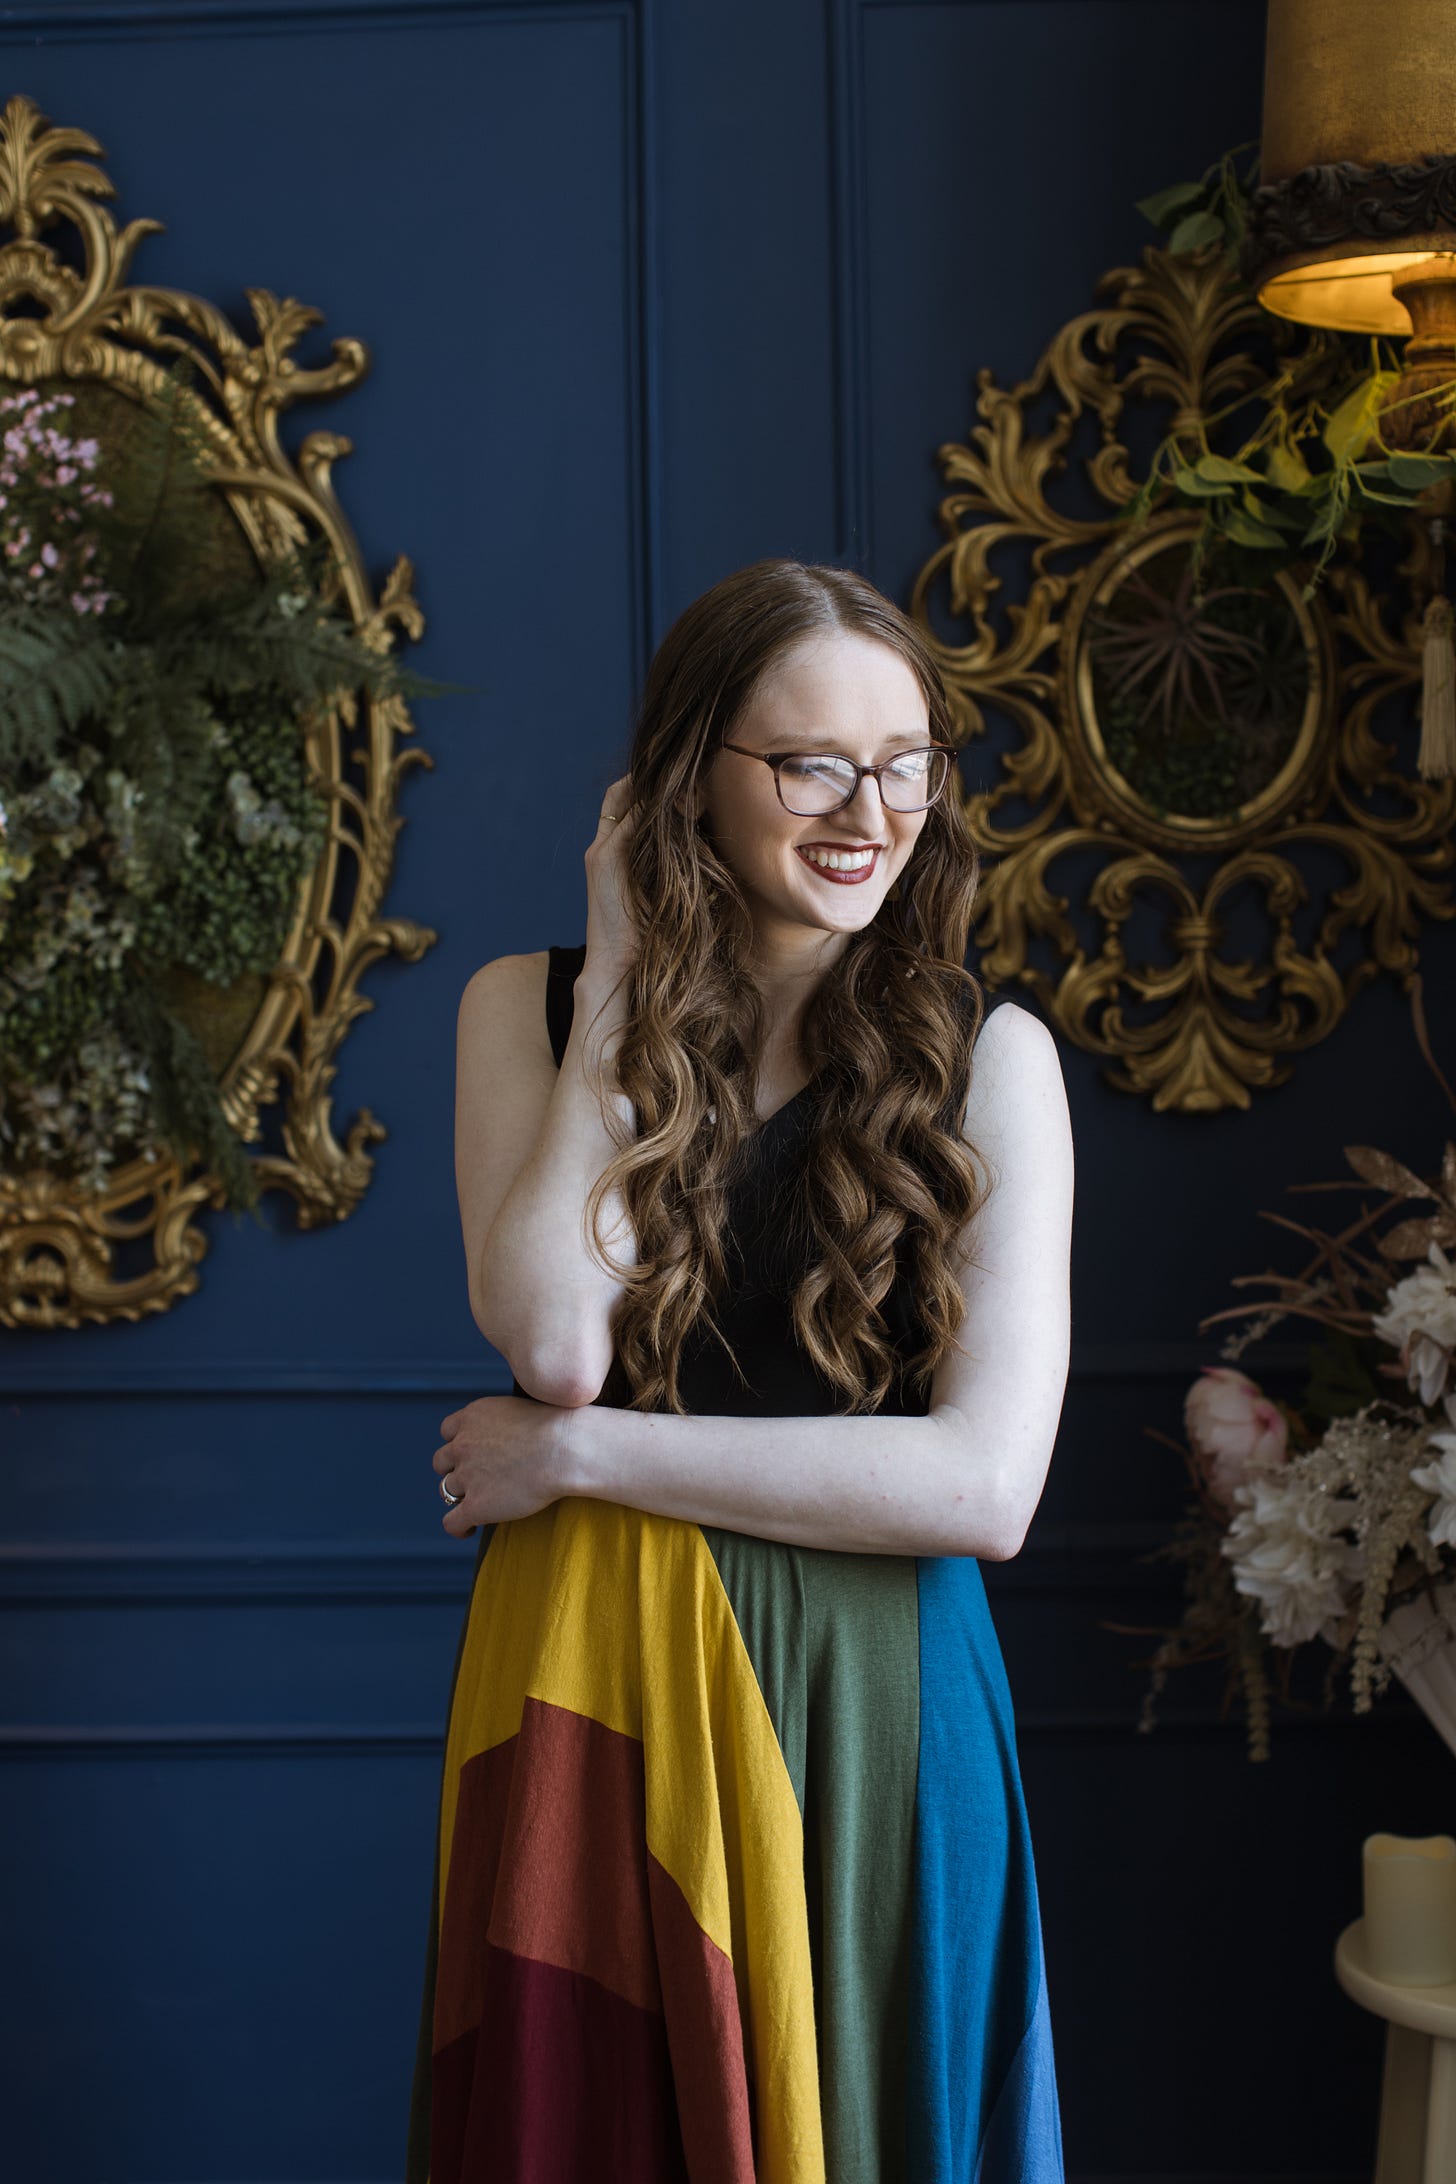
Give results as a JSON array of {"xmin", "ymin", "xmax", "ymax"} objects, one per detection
[
  {"xmin": 963, "ymin": 999, "xmax": 1072, "ymax": 1169},
  {"xmin": 461, "ymin": 948, "xmax": 551, "ymax": 1005},
  {"xmin": 971, "ymin": 996, "xmax": 1062, "ymax": 1072},
  {"xmin": 459, "ymin": 950, "xmax": 555, "ymax": 1065}
]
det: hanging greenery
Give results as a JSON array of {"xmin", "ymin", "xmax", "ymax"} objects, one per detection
[
  {"xmin": 0, "ymin": 360, "xmax": 446, "ymax": 1213},
  {"xmin": 1128, "ymin": 145, "xmax": 1456, "ymax": 595}
]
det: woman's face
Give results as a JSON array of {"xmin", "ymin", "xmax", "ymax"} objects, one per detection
[{"xmin": 695, "ymin": 630, "xmax": 933, "ymax": 945}]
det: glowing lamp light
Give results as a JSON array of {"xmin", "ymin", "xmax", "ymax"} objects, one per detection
[
  {"xmin": 1243, "ymin": 0, "xmax": 1456, "ymax": 777},
  {"xmin": 1247, "ymin": 0, "xmax": 1456, "ymax": 349}
]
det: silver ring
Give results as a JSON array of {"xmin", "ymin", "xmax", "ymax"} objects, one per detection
[{"xmin": 439, "ymin": 1477, "xmax": 463, "ymax": 1508}]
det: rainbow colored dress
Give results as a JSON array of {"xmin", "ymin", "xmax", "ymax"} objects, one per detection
[{"xmin": 406, "ymin": 947, "xmax": 1063, "ymax": 2183}]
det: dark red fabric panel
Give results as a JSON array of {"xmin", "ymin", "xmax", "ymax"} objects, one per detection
[
  {"xmin": 430, "ymin": 1699, "xmax": 757, "ymax": 2180},
  {"xmin": 435, "ymin": 1702, "xmax": 660, "ymax": 2049},
  {"xmin": 647, "ymin": 1854, "xmax": 758, "ymax": 2184},
  {"xmin": 431, "ymin": 1945, "xmax": 690, "ymax": 2184}
]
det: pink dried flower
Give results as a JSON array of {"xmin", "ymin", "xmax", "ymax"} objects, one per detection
[{"xmin": 1184, "ymin": 1365, "xmax": 1289, "ymax": 1511}]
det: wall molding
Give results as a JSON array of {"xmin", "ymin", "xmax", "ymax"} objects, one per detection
[
  {"xmin": 0, "ymin": 1721, "xmax": 445, "ymax": 1756},
  {"xmin": 0, "ymin": 1704, "xmax": 1428, "ymax": 1760},
  {"xmin": 827, "ymin": 0, "xmax": 871, "ymax": 562},
  {"xmin": 0, "ymin": 1339, "xmax": 1315, "ymax": 1397},
  {"xmin": 632, "ymin": 0, "xmax": 663, "ymax": 654},
  {"xmin": 0, "ymin": 0, "xmax": 626, "ymax": 33},
  {"xmin": 0, "ymin": 0, "xmax": 664, "ymax": 682},
  {"xmin": 0, "ymin": 1513, "xmax": 1428, "ymax": 1643},
  {"xmin": 0, "ymin": 1541, "xmax": 478, "ymax": 1603},
  {"xmin": 0, "ymin": 1522, "xmax": 1195, "ymax": 1604}
]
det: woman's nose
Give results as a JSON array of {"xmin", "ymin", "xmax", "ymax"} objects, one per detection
[{"xmin": 843, "ymin": 774, "xmax": 888, "ymax": 833}]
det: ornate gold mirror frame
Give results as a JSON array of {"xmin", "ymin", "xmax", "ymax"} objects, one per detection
[
  {"xmin": 912, "ymin": 244, "xmax": 1456, "ymax": 1110},
  {"xmin": 0, "ymin": 97, "xmax": 435, "ymax": 1326}
]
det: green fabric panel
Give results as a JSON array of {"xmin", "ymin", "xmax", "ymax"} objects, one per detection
[
  {"xmin": 700, "ymin": 1526, "xmax": 920, "ymax": 2184},
  {"xmin": 700, "ymin": 1524, "xmax": 811, "ymax": 1807}
]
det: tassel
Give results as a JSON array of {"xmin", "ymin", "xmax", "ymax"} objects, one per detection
[{"xmin": 1419, "ymin": 595, "xmax": 1456, "ymax": 780}]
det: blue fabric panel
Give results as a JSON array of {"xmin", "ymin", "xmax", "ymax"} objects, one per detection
[
  {"xmin": 974, "ymin": 1958, "xmax": 1063, "ymax": 2184},
  {"xmin": 908, "ymin": 1555, "xmax": 1065, "ymax": 2182}
]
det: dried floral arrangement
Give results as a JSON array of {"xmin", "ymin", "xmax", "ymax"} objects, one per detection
[
  {"xmin": 0, "ymin": 366, "xmax": 441, "ymax": 1212},
  {"xmin": 1110, "ymin": 977, "xmax": 1456, "ymax": 1762}
]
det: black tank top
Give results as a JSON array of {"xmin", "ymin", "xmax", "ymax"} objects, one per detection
[{"xmin": 508, "ymin": 944, "xmax": 1011, "ymax": 1419}]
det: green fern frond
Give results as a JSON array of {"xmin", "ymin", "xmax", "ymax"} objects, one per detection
[
  {"xmin": 0, "ymin": 606, "xmax": 128, "ymax": 767},
  {"xmin": 120, "ymin": 980, "xmax": 262, "ymax": 1216}
]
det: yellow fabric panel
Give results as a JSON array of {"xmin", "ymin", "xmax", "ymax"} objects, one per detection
[{"xmin": 437, "ymin": 1496, "xmax": 825, "ymax": 2184}]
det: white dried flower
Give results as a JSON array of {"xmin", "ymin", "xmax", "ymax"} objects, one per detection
[
  {"xmin": 1222, "ymin": 1464, "xmax": 1364, "ymax": 1649},
  {"xmin": 1372, "ymin": 1241, "xmax": 1456, "ymax": 1408},
  {"xmin": 1412, "ymin": 1390, "xmax": 1456, "ymax": 1552}
]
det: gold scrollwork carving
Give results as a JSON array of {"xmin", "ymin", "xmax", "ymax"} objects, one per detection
[
  {"xmin": 911, "ymin": 243, "xmax": 1456, "ymax": 1109},
  {"xmin": 0, "ymin": 96, "xmax": 436, "ymax": 1325}
]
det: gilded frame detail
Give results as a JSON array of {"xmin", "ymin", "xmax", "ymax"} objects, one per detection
[
  {"xmin": 911, "ymin": 243, "xmax": 1456, "ymax": 1110},
  {"xmin": 0, "ymin": 96, "xmax": 436, "ymax": 1326}
]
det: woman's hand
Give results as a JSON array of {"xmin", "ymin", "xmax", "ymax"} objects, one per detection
[
  {"xmin": 583, "ymin": 773, "xmax": 641, "ymax": 993},
  {"xmin": 432, "ymin": 1396, "xmax": 576, "ymax": 1537}
]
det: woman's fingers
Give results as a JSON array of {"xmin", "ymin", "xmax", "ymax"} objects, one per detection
[
  {"xmin": 597, "ymin": 773, "xmax": 634, "ymax": 826},
  {"xmin": 585, "ymin": 775, "xmax": 641, "ymax": 979}
]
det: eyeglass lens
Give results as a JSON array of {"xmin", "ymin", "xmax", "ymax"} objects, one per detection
[{"xmin": 777, "ymin": 749, "xmax": 950, "ymax": 814}]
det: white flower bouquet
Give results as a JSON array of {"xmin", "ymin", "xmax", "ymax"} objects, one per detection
[{"xmin": 1111, "ymin": 977, "xmax": 1456, "ymax": 1761}]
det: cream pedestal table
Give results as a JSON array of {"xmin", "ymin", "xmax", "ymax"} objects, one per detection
[{"xmin": 1335, "ymin": 1918, "xmax": 1456, "ymax": 2183}]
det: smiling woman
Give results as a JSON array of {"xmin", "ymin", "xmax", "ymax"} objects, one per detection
[
  {"xmin": 693, "ymin": 627, "xmax": 943, "ymax": 966},
  {"xmin": 409, "ymin": 559, "xmax": 1073, "ymax": 2184}
]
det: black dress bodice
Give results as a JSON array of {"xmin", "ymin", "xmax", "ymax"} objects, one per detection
[{"xmin": 508, "ymin": 944, "xmax": 1010, "ymax": 1418}]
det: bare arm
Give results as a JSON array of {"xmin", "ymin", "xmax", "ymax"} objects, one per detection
[
  {"xmin": 457, "ymin": 778, "xmax": 644, "ymax": 1407},
  {"xmin": 461, "ymin": 959, "xmax": 639, "ymax": 1407},
  {"xmin": 562, "ymin": 1405, "xmax": 1005, "ymax": 1557},
  {"xmin": 556, "ymin": 1002, "xmax": 1074, "ymax": 1559}
]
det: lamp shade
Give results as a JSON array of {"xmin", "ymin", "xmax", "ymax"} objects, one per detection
[{"xmin": 1246, "ymin": 0, "xmax": 1456, "ymax": 333}]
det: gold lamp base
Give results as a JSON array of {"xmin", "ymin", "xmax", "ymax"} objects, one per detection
[{"xmin": 1381, "ymin": 257, "xmax": 1456, "ymax": 452}]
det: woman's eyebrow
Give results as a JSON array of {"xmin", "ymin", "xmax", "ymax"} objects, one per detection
[{"xmin": 778, "ymin": 729, "xmax": 928, "ymax": 751}]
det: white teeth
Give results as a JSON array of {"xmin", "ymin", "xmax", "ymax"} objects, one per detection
[{"xmin": 799, "ymin": 847, "xmax": 876, "ymax": 871}]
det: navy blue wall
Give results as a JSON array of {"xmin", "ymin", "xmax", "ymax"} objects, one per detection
[{"xmin": 3, "ymin": 4, "xmax": 1452, "ymax": 2180}]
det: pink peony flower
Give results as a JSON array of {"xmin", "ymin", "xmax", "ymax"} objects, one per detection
[{"xmin": 1184, "ymin": 1365, "xmax": 1288, "ymax": 1511}]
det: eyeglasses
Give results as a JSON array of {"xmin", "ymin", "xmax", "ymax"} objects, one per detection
[{"xmin": 718, "ymin": 740, "xmax": 955, "ymax": 816}]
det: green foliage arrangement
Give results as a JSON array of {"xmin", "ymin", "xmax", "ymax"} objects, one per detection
[
  {"xmin": 0, "ymin": 363, "xmax": 442, "ymax": 1212},
  {"xmin": 1130, "ymin": 146, "xmax": 1456, "ymax": 595}
]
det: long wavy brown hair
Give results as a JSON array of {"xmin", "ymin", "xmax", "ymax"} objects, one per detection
[{"xmin": 584, "ymin": 558, "xmax": 996, "ymax": 1414}]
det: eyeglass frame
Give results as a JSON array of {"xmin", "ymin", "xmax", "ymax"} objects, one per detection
[{"xmin": 717, "ymin": 738, "xmax": 956, "ymax": 816}]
